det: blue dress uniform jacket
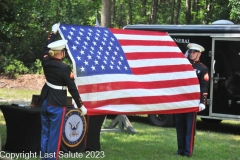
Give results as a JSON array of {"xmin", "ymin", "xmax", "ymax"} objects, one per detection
[
  {"xmin": 39, "ymin": 33, "xmax": 83, "ymax": 108},
  {"xmin": 192, "ymin": 62, "xmax": 209, "ymax": 104},
  {"xmin": 175, "ymin": 61, "xmax": 209, "ymax": 157}
]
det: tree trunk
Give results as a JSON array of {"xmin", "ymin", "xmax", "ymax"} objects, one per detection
[
  {"xmin": 204, "ymin": 0, "xmax": 213, "ymax": 24},
  {"xmin": 170, "ymin": 0, "xmax": 175, "ymax": 24},
  {"xmin": 141, "ymin": 0, "xmax": 147, "ymax": 17},
  {"xmin": 175, "ymin": 0, "xmax": 181, "ymax": 24},
  {"xmin": 185, "ymin": 0, "xmax": 191, "ymax": 24},
  {"xmin": 149, "ymin": 0, "xmax": 159, "ymax": 24},
  {"xmin": 101, "ymin": 0, "xmax": 111, "ymax": 27},
  {"xmin": 192, "ymin": 0, "xmax": 198, "ymax": 21},
  {"xmin": 112, "ymin": 0, "xmax": 116, "ymax": 26},
  {"xmin": 117, "ymin": 3, "xmax": 123, "ymax": 28},
  {"xmin": 128, "ymin": 0, "xmax": 133, "ymax": 25}
]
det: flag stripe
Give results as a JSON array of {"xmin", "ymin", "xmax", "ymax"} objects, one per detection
[
  {"xmin": 80, "ymin": 85, "xmax": 199, "ymax": 101},
  {"xmin": 82, "ymin": 93, "xmax": 200, "ymax": 108},
  {"xmin": 75, "ymin": 71, "xmax": 197, "ymax": 84},
  {"xmin": 118, "ymin": 39, "xmax": 178, "ymax": 46},
  {"xmin": 125, "ymin": 52, "xmax": 187, "ymax": 60},
  {"xmin": 122, "ymin": 46, "xmax": 181, "ymax": 53},
  {"xmin": 85, "ymin": 100, "xmax": 199, "ymax": 114},
  {"xmin": 78, "ymin": 78, "xmax": 198, "ymax": 93},
  {"xmin": 94, "ymin": 100, "xmax": 199, "ymax": 110},
  {"xmin": 86, "ymin": 107, "xmax": 199, "ymax": 115},
  {"xmin": 131, "ymin": 65, "xmax": 194, "ymax": 74},
  {"xmin": 128, "ymin": 58, "xmax": 190, "ymax": 68},
  {"xmin": 110, "ymin": 28, "xmax": 171, "ymax": 36},
  {"xmin": 113, "ymin": 33, "xmax": 173, "ymax": 41}
]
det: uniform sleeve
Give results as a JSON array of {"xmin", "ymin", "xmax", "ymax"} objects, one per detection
[
  {"xmin": 39, "ymin": 32, "xmax": 57, "ymax": 103},
  {"xmin": 38, "ymin": 83, "xmax": 49, "ymax": 103},
  {"xmin": 200, "ymin": 67, "xmax": 209, "ymax": 104},
  {"xmin": 42, "ymin": 32, "xmax": 56, "ymax": 59},
  {"xmin": 63, "ymin": 66, "xmax": 83, "ymax": 108}
]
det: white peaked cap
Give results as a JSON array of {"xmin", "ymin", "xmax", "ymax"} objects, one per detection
[
  {"xmin": 48, "ymin": 40, "xmax": 68, "ymax": 50},
  {"xmin": 187, "ymin": 43, "xmax": 205, "ymax": 52}
]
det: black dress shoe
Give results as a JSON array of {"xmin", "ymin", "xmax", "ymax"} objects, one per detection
[
  {"xmin": 174, "ymin": 152, "xmax": 184, "ymax": 156},
  {"xmin": 183, "ymin": 154, "xmax": 191, "ymax": 158}
]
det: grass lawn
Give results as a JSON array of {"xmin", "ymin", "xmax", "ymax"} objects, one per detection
[{"xmin": 0, "ymin": 88, "xmax": 240, "ymax": 160}]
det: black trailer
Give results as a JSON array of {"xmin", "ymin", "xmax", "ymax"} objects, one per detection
[{"xmin": 124, "ymin": 22, "xmax": 240, "ymax": 126}]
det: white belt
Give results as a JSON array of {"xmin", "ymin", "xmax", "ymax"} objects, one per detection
[{"xmin": 46, "ymin": 81, "xmax": 67, "ymax": 90}]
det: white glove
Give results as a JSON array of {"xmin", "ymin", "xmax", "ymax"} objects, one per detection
[
  {"xmin": 52, "ymin": 23, "xmax": 60, "ymax": 33},
  {"xmin": 199, "ymin": 103, "xmax": 206, "ymax": 111},
  {"xmin": 80, "ymin": 105, "xmax": 87, "ymax": 115}
]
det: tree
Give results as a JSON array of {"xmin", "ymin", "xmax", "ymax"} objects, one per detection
[
  {"xmin": 101, "ymin": 0, "xmax": 111, "ymax": 27},
  {"xmin": 128, "ymin": 0, "xmax": 133, "ymax": 24},
  {"xmin": 170, "ymin": 0, "xmax": 176, "ymax": 24},
  {"xmin": 186, "ymin": 0, "xmax": 191, "ymax": 24},
  {"xmin": 149, "ymin": 0, "xmax": 159, "ymax": 24},
  {"xmin": 229, "ymin": 0, "xmax": 240, "ymax": 23},
  {"xmin": 192, "ymin": 0, "xmax": 198, "ymax": 22},
  {"xmin": 175, "ymin": 0, "xmax": 181, "ymax": 24}
]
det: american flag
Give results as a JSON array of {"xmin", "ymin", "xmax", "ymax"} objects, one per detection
[{"xmin": 59, "ymin": 23, "xmax": 200, "ymax": 115}]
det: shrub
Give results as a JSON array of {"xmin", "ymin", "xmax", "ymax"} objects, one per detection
[
  {"xmin": 28, "ymin": 59, "xmax": 43, "ymax": 74},
  {"xmin": 2, "ymin": 55, "xmax": 29, "ymax": 77}
]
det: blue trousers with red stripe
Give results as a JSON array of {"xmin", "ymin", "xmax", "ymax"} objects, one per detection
[
  {"xmin": 41, "ymin": 100, "xmax": 66, "ymax": 160},
  {"xmin": 175, "ymin": 112, "xmax": 196, "ymax": 156}
]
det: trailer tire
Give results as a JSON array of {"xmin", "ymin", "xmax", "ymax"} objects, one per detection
[
  {"xmin": 201, "ymin": 118, "xmax": 222, "ymax": 123},
  {"xmin": 148, "ymin": 114, "xmax": 175, "ymax": 127}
]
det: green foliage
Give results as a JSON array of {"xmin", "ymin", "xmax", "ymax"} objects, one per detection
[
  {"xmin": 62, "ymin": 55, "xmax": 73, "ymax": 69},
  {"xmin": 229, "ymin": 0, "xmax": 240, "ymax": 23},
  {"xmin": 1, "ymin": 55, "xmax": 29, "ymax": 77},
  {"xmin": 204, "ymin": 0, "xmax": 231, "ymax": 24},
  {"xmin": 28, "ymin": 59, "xmax": 43, "ymax": 74}
]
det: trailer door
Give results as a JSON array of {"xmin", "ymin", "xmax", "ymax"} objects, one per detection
[{"xmin": 210, "ymin": 36, "xmax": 240, "ymax": 119}]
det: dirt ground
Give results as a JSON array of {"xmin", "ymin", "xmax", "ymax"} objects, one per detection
[{"xmin": 0, "ymin": 74, "xmax": 46, "ymax": 90}]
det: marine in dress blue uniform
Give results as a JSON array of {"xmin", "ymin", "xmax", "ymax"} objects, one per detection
[
  {"xmin": 39, "ymin": 24, "xmax": 87, "ymax": 160},
  {"xmin": 175, "ymin": 43, "xmax": 209, "ymax": 157}
]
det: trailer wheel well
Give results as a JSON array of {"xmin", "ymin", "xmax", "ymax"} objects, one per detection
[{"xmin": 148, "ymin": 114, "xmax": 175, "ymax": 127}]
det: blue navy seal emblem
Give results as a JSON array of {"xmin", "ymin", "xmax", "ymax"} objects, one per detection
[{"xmin": 62, "ymin": 109, "xmax": 87, "ymax": 148}]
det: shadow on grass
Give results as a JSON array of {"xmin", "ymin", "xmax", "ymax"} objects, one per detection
[
  {"xmin": 107, "ymin": 115, "xmax": 240, "ymax": 135},
  {"xmin": 106, "ymin": 115, "xmax": 150, "ymax": 126},
  {"xmin": 196, "ymin": 120, "xmax": 240, "ymax": 135}
]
